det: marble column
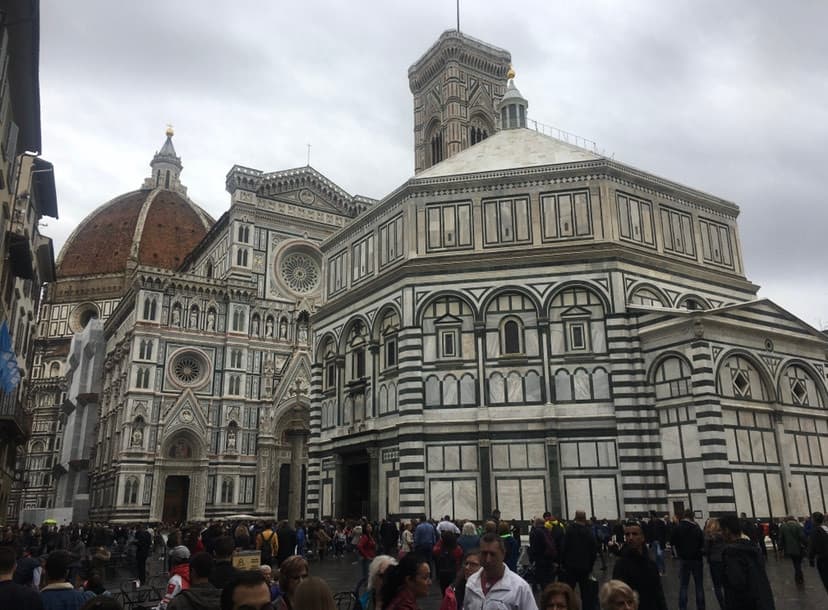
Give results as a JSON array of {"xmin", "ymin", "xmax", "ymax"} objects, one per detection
[{"xmin": 287, "ymin": 430, "xmax": 308, "ymax": 522}]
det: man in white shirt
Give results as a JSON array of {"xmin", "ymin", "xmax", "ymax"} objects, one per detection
[
  {"xmin": 437, "ymin": 515, "xmax": 461, "ymax": 536},
  {"xmin": 464, "ymin": 533, "xmax": 537, "ymax": 610}
]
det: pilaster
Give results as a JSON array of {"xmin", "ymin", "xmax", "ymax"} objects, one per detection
[{"xmin": 689, "ymin": 338, "xmax": 736, "ymax": 516}]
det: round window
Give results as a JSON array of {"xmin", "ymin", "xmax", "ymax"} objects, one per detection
[
  {"xmin": 170, "ymin": 351, "xmax": 209, "ymax": 387},
  {"xmin": 279, "ymin": 251, "xmax": 321, "ymax": 294}
]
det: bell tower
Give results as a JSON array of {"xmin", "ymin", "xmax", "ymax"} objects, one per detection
[{"xmin": 408, "ymin": 30, "xmax": 512, "ymax": 173}]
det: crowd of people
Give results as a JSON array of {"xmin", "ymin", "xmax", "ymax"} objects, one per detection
[{"xmin": 1, "ymin": 507, "xmax": 827, "ymax": 610}]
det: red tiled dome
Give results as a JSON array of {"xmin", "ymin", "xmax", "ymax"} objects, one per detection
[{"xmin": 57, "ymin": 188, "xmax": 213, "ymax": 278}]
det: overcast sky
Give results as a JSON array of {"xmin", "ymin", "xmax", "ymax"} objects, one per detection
[{"xmin": 38, "ymin": 1, "xmax": 827, "ymax": 328}]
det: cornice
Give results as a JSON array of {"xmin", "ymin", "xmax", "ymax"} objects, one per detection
[{"xmin": 315, "ymin": 243, "xmax": 758, "ymax": 320}]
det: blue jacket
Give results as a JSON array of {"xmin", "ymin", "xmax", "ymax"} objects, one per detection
[{"xmin": 40, "ymin": 586, "xmax": 95, "ymax": 610}]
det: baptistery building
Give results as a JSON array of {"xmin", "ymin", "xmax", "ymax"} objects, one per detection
[{"xmin": 305, "ymin": 30, "xmax": 828, "ymax": 523}]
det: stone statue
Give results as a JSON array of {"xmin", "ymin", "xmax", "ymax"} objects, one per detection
[
  {"xmin": 171, "ymin": 306, "xmax": 181, "ymax": 326},
  {"xmin": 252, "ymin": 316, "xmax": 260, "ymax": 336},
  {"xmin": 227, "ymin": 429, "xmax": 237, "ymax": 451},
  {"xmin": 279, "ymin": 319, "xmax": 288, "ymax": 340},
  {"xmin": 131, "ymin": 428, "xmax": 143, "ymax": 447},
  {"xmin": 265, "ymin": 317, "xmax": 274, "ymax": 337},
  {"xmin": 189, "ymin": 308, "xmax": 199, "ymax": 328},
  {"xmin": 207, "ymin": 309, "xmax": 216, "ymax": 330},
  {"xmin": 298, "ymin": 323, "xmax": 308, "ymax": 343}
]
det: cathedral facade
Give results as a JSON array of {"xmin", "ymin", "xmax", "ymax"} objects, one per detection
[
  {"xmin": 16, "ymin": 130, "xmax": 373, "ymax": 523},
  {"xmin": 11, "ymin": 29, "xmax": 828, "ymax": 524}
]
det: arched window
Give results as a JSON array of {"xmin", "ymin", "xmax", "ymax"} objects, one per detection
[
  {"xmin": 501, "ymin": 318, "xmax": 523, "ymax": 355},
  {"xmin": 123, "ymin": 477, "xmax": 139, "ymax": 505},
  {"xmin": 237, "ymin": 225, "xmax": 250, "ymax": 243},
  {"xmin": 228, "ymin": 375, "xmax": 242, "ymax": 395},
  {"xmin": 236, "ymin": 248, "xmax": 248, "ymax": 266},
  {"xmin": 653, "ymin": 356, "xmax": 692, "ymax": 400},
  {"xmin": 136, "ymin": 367, "xmax": 150, "ymax": 389},
  {"xmin": 232, "ymin": 307, "xmax": 245, "ymax": 332},
  {"xmin": 230, "ymin": 349, "xmax": 243, "ymax": 369},
  {"xmin": 347, "ymin": 320, "xmax": 367, "ymax": 381},
  {"xmin": 717, "ymin": 355, "xmax": 769, "ymax": 401},
  {"xmin": 221, "ymin": 477, "xmax": 234, "ymax": 503},
  {"xmin": 548, "ymin": 286, "xmax": 607, "ymax": 355},
  {"xmin": 139, "ymin": 339, "xmax": 153, "ymax": 360},
  {"xmin": 629, "ymin": 286, "xmax": 668, "ymax": 307},
  {"xmin": 321, "ymin": 337, "xmax": 337, "ymax": 391},
  {"xmin": 378, "ymin": 309, "xmax": 400, "ymax": 370},
  {"xmin": 205, "ymin": 262, "xmax": 213, "ymax": 279},
  {"xmin": 143, "ymin": 296, "xmax": 157, "ymax": 320},
  {"xmin": 780, "ymin": 365, "xmax": 825, "ymax": 408}
]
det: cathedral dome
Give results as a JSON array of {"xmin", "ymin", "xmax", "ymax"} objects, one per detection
[{"xmin": 56, "ymin": 132, "xmax": 213, "ymax": 278}]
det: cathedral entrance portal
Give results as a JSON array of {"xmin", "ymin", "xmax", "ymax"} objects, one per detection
[{"xmin": 163, "ymin": 475, "xmax": 190, "ymax": 523}]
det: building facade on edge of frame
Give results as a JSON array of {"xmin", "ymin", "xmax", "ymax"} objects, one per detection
[{"xmin": 10, "ymin": 29, "xmax": 828, "ymax": 524}]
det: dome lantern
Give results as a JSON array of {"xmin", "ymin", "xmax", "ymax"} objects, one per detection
[
  {"xmin": 143, "ymin": 126, "xmax": 186, "ymax": 195},
  {"xmin": 496, "ymin": 67, "xmax": 528, "ymax": 130}
]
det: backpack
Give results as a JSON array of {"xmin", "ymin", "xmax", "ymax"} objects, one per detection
[
  {"xmin": 436, "ymin": 546, "xmax": 458, "ymax": 578},
  {"xmin": 542, "ymin": 528, "xmax": 558, "ymax": 560},
  {"xmin": 260, "ymin": 531, "xmax": 274, "ymax": 563}
]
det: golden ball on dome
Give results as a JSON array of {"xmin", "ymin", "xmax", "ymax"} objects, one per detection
[
  {"xmin": 507, "ymin": 66, "xmax": 516, "ymax": 79},
  {"xmin": 165, "ymin": 125, "xmax": 174, "ymax": 137}
]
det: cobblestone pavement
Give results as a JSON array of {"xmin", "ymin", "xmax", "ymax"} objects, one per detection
[{"xmin": 115, "ymin": 548, "xmax": 827, "ymax": 609}]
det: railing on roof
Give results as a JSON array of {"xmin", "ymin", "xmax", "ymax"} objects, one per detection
[{"xmin": 525, "ymin": 117, "xmax": 613, "ymax": 158}]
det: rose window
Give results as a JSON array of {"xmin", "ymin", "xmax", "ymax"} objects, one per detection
[
  {"xmin": 171, "ymin": 352, "xmax": 208, "ymax": 387},
  {"xmin": 280, "ymin": 252, "xmax": 320, "ymax": 294}
]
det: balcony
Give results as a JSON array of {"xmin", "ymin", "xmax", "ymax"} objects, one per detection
[{"xmin": 0, "ymin": 389, "xmax": 32, "ymax": 439}]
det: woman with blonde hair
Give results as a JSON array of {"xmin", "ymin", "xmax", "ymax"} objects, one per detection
[
  {"xmin": 294, "ymin": 576, "xmax": 336, "ymax": 610},
  {"xmin": 359, "ymin": 555, "xmax": 398, "ymax": 610},
  {"xmin": 599, "ymin": 580, "xmax": 639, "ymax": 610}
]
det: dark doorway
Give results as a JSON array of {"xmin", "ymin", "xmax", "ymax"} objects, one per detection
[
  {"xmin": 163, "ymin": 476, "xmax": 190, "ymax": 523},
  {"xmin": 278, "ymin": 463, "xmax": 290, "ymax": 520},
  {"xmin": 344, "ymin": 460, "xmax": 370, "ymax": 518},
  {"xmin": 672, "ymin": 500, "xmax": 686, "ymax": 519}
]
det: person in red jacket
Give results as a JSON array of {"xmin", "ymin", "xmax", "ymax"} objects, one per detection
[{"xmin": 357, "ymin": 523, "xmax": 378, "ymax": 582}]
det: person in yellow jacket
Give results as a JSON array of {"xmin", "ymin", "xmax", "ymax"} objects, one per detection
[{"xmin": 257, "ymin": 522, "xmax": 279, "ymax": 567}]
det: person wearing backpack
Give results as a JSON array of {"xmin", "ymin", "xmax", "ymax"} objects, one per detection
[
  {"xmin": 529, "ymin": 517, "xmax": 556, "ymax": 592},
  {"xmin": 432, "ymin": 530, "xmax": 463, "ymax": 594},
  {"xmin": 257, "ymin": 523, "xmax": 279, "ymax": 568}
]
